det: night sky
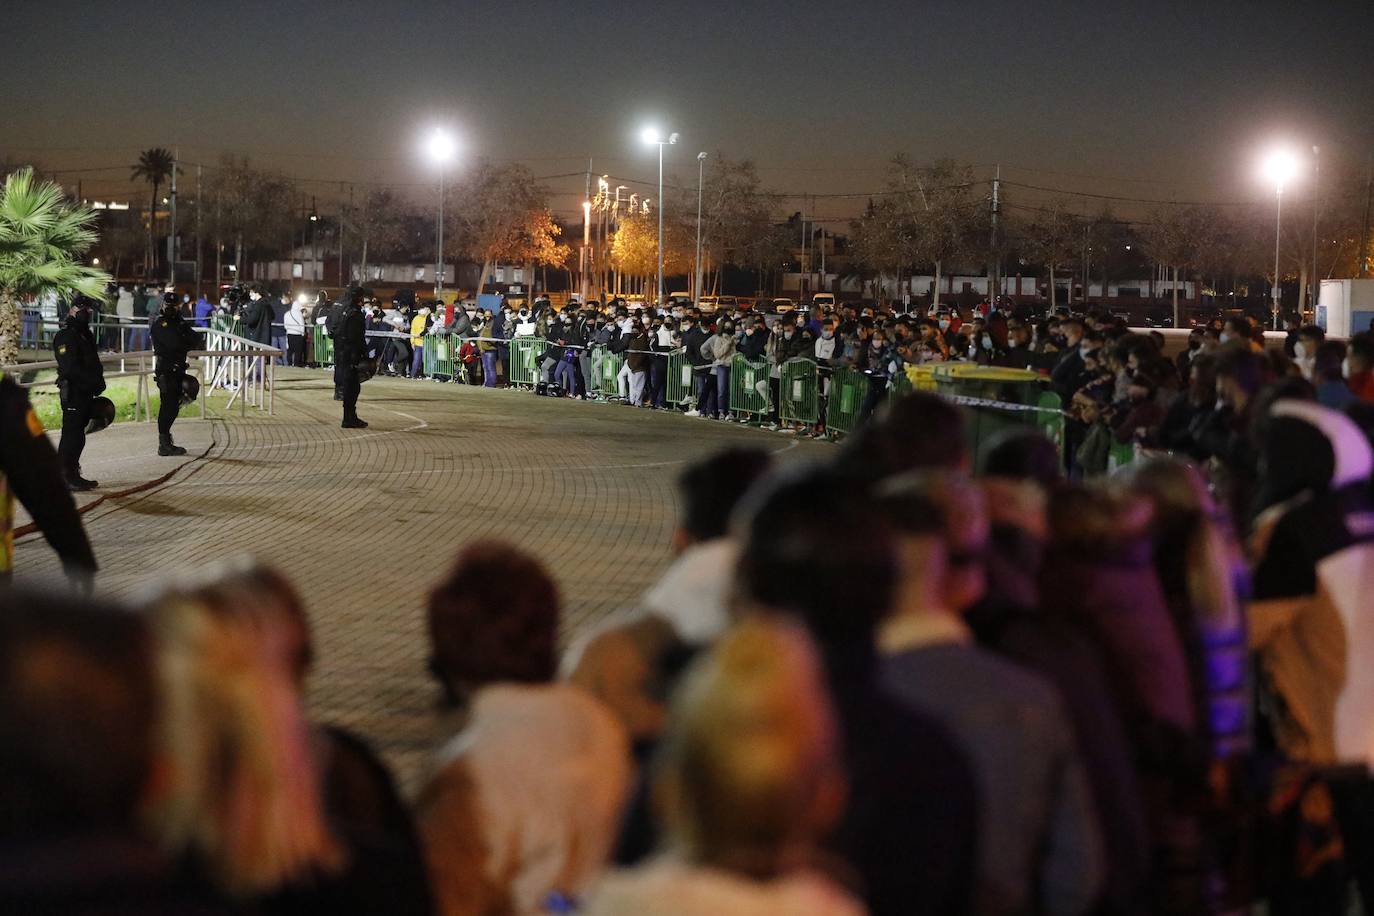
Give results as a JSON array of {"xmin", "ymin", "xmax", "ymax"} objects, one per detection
[{"xmin": 3, "ymin": 0, "xmax": 1371, "ymax": 220}]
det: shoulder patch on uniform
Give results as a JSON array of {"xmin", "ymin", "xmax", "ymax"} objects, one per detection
[
  {"xmin": 57, "ymin": 345, "xmax": 67, "ymax": 354},
  {"xmin": 25, "ymin": 406, "xmax": 44, "ymax": 437}
]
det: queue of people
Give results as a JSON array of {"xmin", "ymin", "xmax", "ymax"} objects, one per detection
[{"xmin": 7, "ymin": 370, "xmax": 1374, "ymax": 914}]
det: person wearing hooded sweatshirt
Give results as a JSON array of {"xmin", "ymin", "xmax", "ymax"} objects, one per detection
[
  {"xmin": 1248, "ymin": 398, "xmax": 1374, "ymax": 910},
  {"xmin": 692, "ymin": 322, "xmax": 736, "ymax": 420}
]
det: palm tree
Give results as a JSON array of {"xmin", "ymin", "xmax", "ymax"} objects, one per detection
[
  {"xmin": 131, "ymin": 147, "xmax": 174, "ymax": 280},
  {"xmin": 0, "ymin": 168, "xmax": 110, "ymax": 365}
]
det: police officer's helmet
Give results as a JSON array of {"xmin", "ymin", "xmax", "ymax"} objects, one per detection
[
  {"xmin": 180, "ymin": 374, "xmax": 201, "ymax": 405},
  {"xmin": 85, "ymin": 397, "xmax": 116, "ymax": 434}
]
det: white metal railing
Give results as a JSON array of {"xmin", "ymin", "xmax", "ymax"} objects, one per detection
[
  {"xmin": 0, "ymin": 331, "xmax": 280, "ymax": 421},
  {"xmin": 195, "ymin": 326, "xmax": 280, "ymax": 417}
]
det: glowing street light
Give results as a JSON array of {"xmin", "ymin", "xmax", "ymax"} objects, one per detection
[
  {"xmin": 424, "ymin": 128, "xmax": 458, "ymax": 297},
  {"xmin": 1261, "ymin": 147, "xmax": 1301, "ymax": 327},
  {"xmin": 640, "ymin": 126, "xmax": 679, "ymax": 304}
]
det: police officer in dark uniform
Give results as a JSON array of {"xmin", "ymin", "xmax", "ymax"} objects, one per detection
[
  {"xmin": 335, "ymin": 286, "xmax": 368, "ymax": 428},
  {"xmin": 150, "ymin": 291, "xmax": 201, "ymax": 456},
  {"xmin": 0, "ymin": 373, "xmax": 98, "ymax": 588},
  {"xmin": 52, "ymin": 295, "xmax": 107, "ymax": 491}
]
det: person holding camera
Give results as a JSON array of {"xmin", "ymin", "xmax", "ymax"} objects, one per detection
[
  {"xmin": 52, "ymin": 295, "xmax": 107, "ymax": 491},
  {"xmin": 150, "ymin": 291, "xmax": 201, "ymax": 456}
]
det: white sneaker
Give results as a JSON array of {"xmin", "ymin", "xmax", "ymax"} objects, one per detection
[{"xmin": 683, "ymin": 409, "xmax": 701, "ymax": 417}]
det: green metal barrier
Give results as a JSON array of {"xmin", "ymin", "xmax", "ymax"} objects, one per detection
[
  {"xmin": 665, "ymin": 349, "xmax": 693, "ymax": 405},
  {"xmin": 591, "ymin": 346, "xmax": 625, "ymax": 398},
  {"xmin": 1108, "ymin": 440, "xmax": 1139, "ymax": 473},
  {"xmin": 424, "ymin": 335, "xmax": 455, "ymax": 379},
  {"xmin": 508, "ymin": 336, "xmax": 545, "ymax": 388},
  {"xmin": 826, "ymin": 368, "xmax": 866, "ymax": 438},
  {"xmin": 311, "ymin": 324, "xmax": 334, "ymax": 368},
  {"xmin": 1037, "ymin": 391, "xmax": 1066, "ymax": 468},
  {"xmin": 728, "ymin": 355, "xmax": 770, "ymax": 421},
  {"xmin": 778, "ymin": 358, "xmax": 820, "ymax": 425}
]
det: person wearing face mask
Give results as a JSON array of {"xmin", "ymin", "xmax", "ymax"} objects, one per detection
[
  {"xmin": 691, "ymin": 322, "xmax": 737, "ymax": 420},
  {"xmin": 1291, "ymin": 325, "xmax": 1325, "ymax": 381},
  {"xmin": 52, "ymin": 295, "xmax": 108, "ymax": 491},
  {"xmin": 738, "ymin": 318, "xmax": 767, "ymax": 361}
]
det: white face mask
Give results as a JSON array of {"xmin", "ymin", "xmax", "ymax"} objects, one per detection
[
  {"xmin": 1219, "ymin": 332, "xmax": 1231, "ymax": 344},
  {"xmin": 938, "ymin": 319, "xmax": 950, "ymax": 330},
  {"xmin": 981, "ymin": 334, "xmax": 993, "ymax": 349},
  {"xmin": 1343, "ymin": 357, "xmax": 1352, "ymax": 379},
  {"xmin": 1294, "ymin": 341, "xmax": 1308, "ymax": 360}
]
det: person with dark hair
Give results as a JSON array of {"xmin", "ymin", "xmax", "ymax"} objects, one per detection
[
  {"xmin": 566, "ymin": 447, "xmax": 774, "ymax": 745},
  {"xmin": 731, "ymin": 466, "xmax": 979, "ymax": 916},
  {"xmin": 1189, "ymin": 347, "xmax": 1269, "ymax": 527},
  {"xmin": 835, "ymin": 390, "xmax": 969, "ymax": 481},
  {"xmin": 980, "ymin": 428, "xmax": 1062, "ymax": 487},
  {"xmin": 0, "ymin": 589, "xmax": 234, "ymax": 913},
  {"xmin": 52, "ymin": 295, "xmax": 106, "ymax": 491},
  {"xmin": 877, "ymin": 472, "xmax": 1104, "ymax": 916},
  {"xmin": 333, "ymin": 287, "xmax": 368, "ymax": 429},
  {"xmin": 1313, "ymin": 339, "xmax": 1354, "ymax": 411},
  {"xmin": 150, "ymin": 291, "xmax": 200, "ymax": 456},
  {"xmin": 419, "ymin": 542, "xmax": 630, "ymax": 916},
  {"xmin": 1349, "ymin": 331, "xmax": 1374, "ymax": 402}
]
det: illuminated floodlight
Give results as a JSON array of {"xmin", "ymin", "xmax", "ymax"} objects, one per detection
[
  {"xmin": 640, "ymin": 126, "xmax": 662, "ymax": 145},
  {"xmin": 1261, "ymin": 148, "xmax": 1300, "ymax": 193},
  {"xmin": 426, "ymin": 129, "xmax": 457, "ymax": 164}
]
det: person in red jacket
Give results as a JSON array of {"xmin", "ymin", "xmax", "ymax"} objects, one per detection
[{"xmin": 1347, "ymin": 332, "xmax": 1374, "ymax": 403}]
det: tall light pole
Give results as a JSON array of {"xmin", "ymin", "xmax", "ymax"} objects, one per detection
[
  {"xmin": 309, "ymin": 198, "xmax": 318, "ymax": 284},
  {"xmin": 694, "ymin": 151, "xmax": 707, "ymax": 308},
  {"xmin": 425, "ymin": 129, "xmax": 457, "ymax": 298},
  {"xmin": 1262, "ymin": 148, "xmax": 1299, "ymax": 329},
  {"xmin": 1312, "ymin": 145, "xmax": 1320, "ymax": 310},
  {"xmin": 641, "ymin": 126, "xmax": 678, "ymax": 304}
]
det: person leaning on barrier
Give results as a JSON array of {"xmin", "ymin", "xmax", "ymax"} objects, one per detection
[
  {"xmin": 0, "ymin": 373, "xmax": 97, "ymax": 589},
  {"xmin": 334, "ymin": 287, "xmax": 369, "ymax": 429},
  {"xmin": 150, "ymin": 291, "xmax": 201, "ymax": 457},
  {"xmin": 52, "ymin": 295, "xmax": 107, "ymax": 492}
]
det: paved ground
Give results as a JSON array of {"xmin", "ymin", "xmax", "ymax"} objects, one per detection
[{"xmin": 11, "ymin": 369, "xmax": 829, "ymax": 792}]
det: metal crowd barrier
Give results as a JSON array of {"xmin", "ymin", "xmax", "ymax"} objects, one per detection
[
  {"xmin": 779, "ymin": 358, "xmax": 820, "ymax": 426},
  {"xmin": 507, "ymin": 337, "xmax": 545, "ymax": 388},
  {"xmin": 727, "ymin": 355, "xmax": 769, "ymax": 423},
  {"xmin": 666, "ymin": 350, "xmax": 694, "ymax": 405},
  {"xmin": 826, "ymin": 368, "xmax": 866, "ymax": 437},
  {"xmin": 423, "ymin": 335, "xmax": 456, "ymax": 380}
]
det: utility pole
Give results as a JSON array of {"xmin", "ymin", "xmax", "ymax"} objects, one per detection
[
  {"xmin": 337, "ymin": 181, "xmax": 346, "ymax": 290},
  {"xmin": 167, "ymin": 147, "xmax": 178, "ymax": 285},
  {"xmin": 581, "ymin": 159, "xmax": 591, "ymax": 303},
  {"xmin": 310, "ymin": 195, "xmax": 319, "ymax": 285},
  {"xmin": 1362, "ymin": 154, "xmax": 1372, "ymax": 279},
  {"xmin": 990, "ymin": 166, "xmax": 1001, "ymax": 302},
  {"xmin": 194, "ymin": 164, "xmax": 202, "ymax": 298},
  {"xmin": 694, "ymin": 152, "xmax": 706, "ymax": 307},
  {"xmin": 1312, "ymin": 145, "xmax": 1320, "ymax": 308}
]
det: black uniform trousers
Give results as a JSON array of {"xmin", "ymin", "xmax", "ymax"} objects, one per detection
[
  {"xmin": 336, "ymin": 363, "xmax": 361, "ymax": 419},
  {"xmin": 155, "ymin": 372, "xmax": 183, "ymax": 437},
  {"xmin": 57, "ymin": 391, "xmax": 93, "ymax": 474}
]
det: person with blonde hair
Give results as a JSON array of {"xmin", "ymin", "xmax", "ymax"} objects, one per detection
[
  {"xmin": 145, "ymin": 562, "xmax": 430, "ymax": 914},
  {"xmin": 586, "ymin": 616, "xmax": 865, "ymax": 916}
]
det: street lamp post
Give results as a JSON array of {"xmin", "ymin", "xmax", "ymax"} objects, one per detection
[
  {"xmin": 641, "ymin": 127, "xmax": 678, "ymax": 305},
  {"xmin": 425, "ymin": 129, "xmax": 457, "ymax": 298},
  {"xmin": 1262, "ymin": 149, "xmax": 1299, "ymax": 330},
  {"xmin": 694, "ymin": 152, "xmax": 707, "ymax": 308}
]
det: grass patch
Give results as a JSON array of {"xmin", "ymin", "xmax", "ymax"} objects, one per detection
[{"xmin": 24, "ymin": 373, "xmax": 207, "ymax": 431}]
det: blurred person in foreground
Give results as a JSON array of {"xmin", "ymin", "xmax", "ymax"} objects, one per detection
[
  {"xmin": 584, "ymin": 616, "xmax": 865, "ymax": 916},
  {"xmin": 566, "ymin": 448, "xmax": 773, "ymax": 746},
  {"xmin": 145, "ymin": 564, "xmax": 431, "ymax": 914},
  {"xmin": 419, "ymin": 542, "xmax": 630, "ymax": 916},
  {"xmin": 732, "ymin": 465, "xmax": 978, "ymax": 915},
  {"xmin": 0, "ymin": 589, "xmax": 236, "ymax": 914},
  {"xmin": 875, "ymin": 471, "xmax": 1104, "ymax": 916}
]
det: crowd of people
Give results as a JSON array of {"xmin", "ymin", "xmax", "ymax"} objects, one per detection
[{"xmin": 6, "ymin": 361, "xmax": 1374, "ymax": 913}]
